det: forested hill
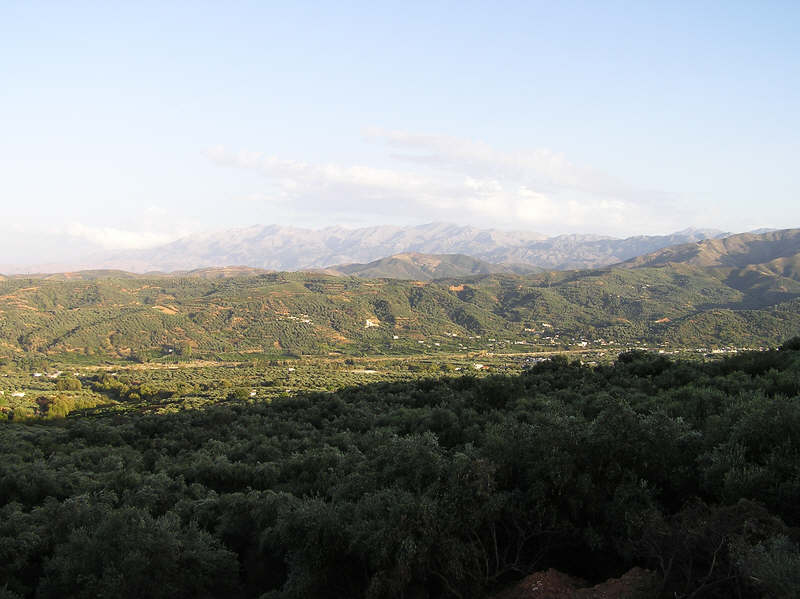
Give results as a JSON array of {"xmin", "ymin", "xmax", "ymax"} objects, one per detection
[
  {"xmin": 618, "ymin": 227, "xmax": 800, "ymax": 270},
  {"xmin": 325, "ymin": 253, "xmax": 539, "ymax": 280},
  {"xmin": 2, "ymin": 258, "xmax": 800, "ymax": 359},
  {"xmin": 2, "ymin": 347, "xmax": 800, "ymax": 598}
]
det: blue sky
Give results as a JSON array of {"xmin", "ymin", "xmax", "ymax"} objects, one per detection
[{"xmin": 1, "ymin": 1, "xmax": 798, "ymax": 261}]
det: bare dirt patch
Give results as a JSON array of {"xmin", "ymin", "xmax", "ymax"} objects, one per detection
[{"xmin": 491, "ymin": 567, "xmax": 658, "ymax": 599}]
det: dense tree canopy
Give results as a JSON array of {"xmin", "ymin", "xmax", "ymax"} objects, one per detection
[{"xmin": 1, "ymin": 346, "xmax": 800, "ymax": 597}]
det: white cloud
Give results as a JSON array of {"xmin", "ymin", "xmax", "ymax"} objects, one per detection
[
  {"xmin": 206, "ymin": 146, "xmax": 429, "ymax": 195},
  {"xmin": 206, "ymin": 131, "xmax": 684, "ymax": 234},
  {"xmin": 364, "ymin": 128, "xmax": 637, "ymax": 199},
  {"xmin": 65, "ymin": 223, "xmax": 179, "ymax": 250}
]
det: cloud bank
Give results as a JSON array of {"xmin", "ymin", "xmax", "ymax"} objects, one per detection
[
  {"xmin": 206, "ymin": 130, "xmax": 684, "ymax": 235},
  {"xmin": 64, "ymin": 223, "xmax": 178, "ymax": 250}
]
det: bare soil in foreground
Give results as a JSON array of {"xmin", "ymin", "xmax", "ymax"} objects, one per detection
[{"xmin": 491, "ymin": 568, "xmax": 659, "ymax": 599}]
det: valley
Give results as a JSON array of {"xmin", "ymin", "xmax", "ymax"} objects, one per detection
[{"xmin": 2, "ymin": 227, "xmax": 800, "ymax": 599}]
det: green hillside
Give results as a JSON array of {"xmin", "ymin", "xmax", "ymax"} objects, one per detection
[
  {"xmin": 620, "ymin": 227, "xmax": 800, "ymax": 269},
  {"xmin": 2, "ymin": 259, "xmax": 800, "ymax": 361},
  {"xmin": 329, "ymin": 253, "xmax": 538, "ymax": 279}
]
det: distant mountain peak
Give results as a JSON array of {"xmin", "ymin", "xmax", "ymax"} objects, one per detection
[
  {"xmin": 2, "ymin": 222, "xmax": 745, "ymax": 275},
  {"xmin": 671, "ymin": 226, "xmax": 728, "ymax": 238}
]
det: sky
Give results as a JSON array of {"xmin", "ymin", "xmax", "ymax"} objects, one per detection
[{"xmin": 1, "ymin": 1, "xmax": 799, "ymax": 263}]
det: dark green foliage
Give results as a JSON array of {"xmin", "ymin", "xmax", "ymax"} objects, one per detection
[
  {"xmin": 37, "ymin": 505, "xmax": 238, "ymax": 599},
  {"xmin": 733, "ymin": 534, "xmax": 800, "ymax": 599},
  {"xmin": 54, "ymin": 377, "xmax": 81, "ymax": 391},
  {"xmin": 781, "ymin": 335, "xmax": 800, "ymax": 351},
  {"xmin": 2, "ymin": 350, "xmax": 800, "ymax": 597}
]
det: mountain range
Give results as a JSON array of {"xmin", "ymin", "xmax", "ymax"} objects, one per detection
[
  {"xmin": 6, "ymin": 222, "xmax": 735, "ymax": 275},
  {"xmin": 1, "ymin": 228, "xmax": 800, "ymax": 359}
]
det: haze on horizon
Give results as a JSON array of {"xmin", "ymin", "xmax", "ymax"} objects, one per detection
[{"xmin": 1, "ymin": 1, "xmax": 798, "ymax": 266}]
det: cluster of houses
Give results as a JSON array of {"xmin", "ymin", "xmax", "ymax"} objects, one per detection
[{"xmin": 32, "ymin": 371, "xmax": 63, "ymax": 378}]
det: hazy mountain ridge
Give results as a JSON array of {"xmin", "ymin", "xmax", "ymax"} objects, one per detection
[
  {"xmin": 86, "ymin": 223, "xmax": 730, "ymax": 273},
  {"xmin": 94, "ymin": 223, "xmax": 548, "ymax": 273},
  {"xmin": 0, "ymin": 267, "xmax": 274, "ymax": 281},
  {"xmin": 486, "ymin": 228, "xmax": 730, "ymax": 269}
]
